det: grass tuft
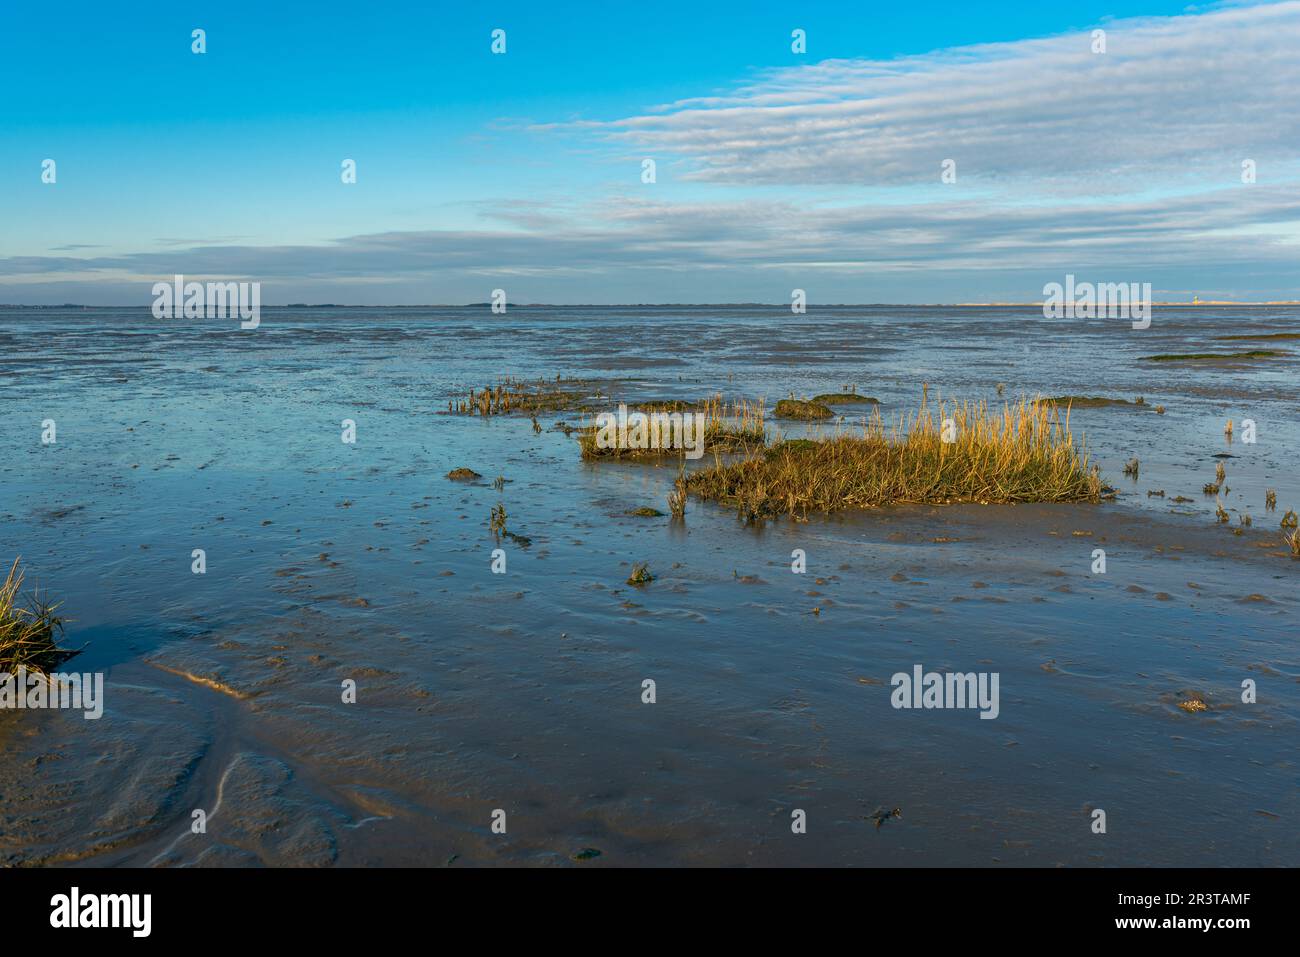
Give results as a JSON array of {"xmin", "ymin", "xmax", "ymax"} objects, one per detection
[
  {"xmin": 685, "ymin": 395, "xmax": 1101, "ymax": 519},
  {"xmin": 489, "ymin": 503, "xmax": 507, "ymax": 543},
  {"xmin": 668, "ymin": 464, "xmax": 687, "ymax": 519},
  {"xmin": 1, "ymin": 558, "xmax": 71, "ymax": 677}
]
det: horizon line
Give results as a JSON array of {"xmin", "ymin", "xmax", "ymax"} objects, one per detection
[{"xmin": 4, "ymin": 300, "xmax": 1300, "ymax": 309}]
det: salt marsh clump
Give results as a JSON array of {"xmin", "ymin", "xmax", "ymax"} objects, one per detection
[
  {"xmin": 579, "ymin": 395, "xmax": 764, "ymax": 460},
  {"xmin": 774, "ymin": 398, "xmax": 833, "ymax": 420},
  {"xmin": 686, "ymin": 396, "xmax": 1101, "ymax": 519},
  {"xmin": 1, "ymin": 558, "xmax": 71, "ymax": 677}
]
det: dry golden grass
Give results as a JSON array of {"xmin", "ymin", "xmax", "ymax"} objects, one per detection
[
  {"xmin": 578, "ymin": 394, "xmax": 766, "ymax": 460},
  {"xmin": 684, "ymin": 395, "xmax": 1103, "ymax": 519},
  {"xmin": 489, "ymin": 503, "xmax": 507, "ymax": 543},
  {"xmin": 1, "ymin": 558, "xmax": 69, "ymax": 676},
  {"xmin": 668, "ymin": 464, "xmax": 687, "ymax": 518}
]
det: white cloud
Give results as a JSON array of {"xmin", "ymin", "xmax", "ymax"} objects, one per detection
[
  {"xmin": 8, "ymin": 3, "xmax": 1300, "ymax": 302},
  {"xmin": 591, "ymin": 2, "xmax": 1300, "ymax": 188}
]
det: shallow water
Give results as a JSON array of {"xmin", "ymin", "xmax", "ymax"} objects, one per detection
[{"xmin": 1, "ymin": 305, "xmax": 1296, "ymax": 866}]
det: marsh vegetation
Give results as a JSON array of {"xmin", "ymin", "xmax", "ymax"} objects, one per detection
[
  {"xmin": 1, "ymin": 558, "xmax": 70, "ymax": 676},
  {"xmin": 684, "ymin": 396, "xmax": 1102, "ymax": 519}
]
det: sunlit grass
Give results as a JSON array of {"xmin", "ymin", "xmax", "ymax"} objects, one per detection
[
  {"xmin": 1, "ymin": 558, "xmax": 70, "ymax": 676},
  {"xmin": 684, "ymin": 394, "xmax": 1103, "ymax": 519}
]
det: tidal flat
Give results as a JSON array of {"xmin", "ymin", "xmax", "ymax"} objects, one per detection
[{"xmin": 1, "ymin": 305, "xmax": 1296, "ymax": 867}]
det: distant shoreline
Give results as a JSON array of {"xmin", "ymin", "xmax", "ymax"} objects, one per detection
[
  {"xmin": 3, "ymin": 301, "xmax": 1299, "ymax": 310},
  {"xmin": 954, "ymin": 300, "xmax": 1300, "ymax": 307}
]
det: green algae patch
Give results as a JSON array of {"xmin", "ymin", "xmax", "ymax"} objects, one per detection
[
  {"xmin": 774, "ymin": 398, "xmax": 834, "ymax": 420},
  {"xmin": 812, "ymin": 393, "xmax": 879, "ymax": 404}
]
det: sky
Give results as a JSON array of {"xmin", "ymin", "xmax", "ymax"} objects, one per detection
[{"xmin": 1, "ymin": 0, "xmax": 1298, "ymax": 304}]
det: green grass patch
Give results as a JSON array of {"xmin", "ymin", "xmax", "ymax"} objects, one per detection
[
  {"xmin": 812, "ymin": 393, "xmax": 879, "ymax": 404},
  {"xmin": 1046, "ymin": 396, "xmax": 1135, "ymax": 408},
  {"xmin": 774, "ymin": 398, "xmax": 834, "ymax": 420}
]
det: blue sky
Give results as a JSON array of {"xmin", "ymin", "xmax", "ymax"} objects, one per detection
[{"xmin": 2, "ymin": 0, "xmax": 1297, "ymax": 303}]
